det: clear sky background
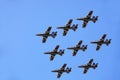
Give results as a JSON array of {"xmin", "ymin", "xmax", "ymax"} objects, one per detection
[{"xmin": 0, "ymin": 0, "xmax": 119, "ymax": 80}]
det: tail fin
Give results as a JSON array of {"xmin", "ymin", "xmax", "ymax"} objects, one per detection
[
  {"xmin": 82, "ymin": 45, "xmax": 87, "ymax": 51},
  {"xmin": 92, "ymin": 16, "xmax": 98, "ymax": 23},
  {"xmin": 72, "ymin": 24, "xmax": 78, "ymax": 31},
  {"xmin": 59, "ymin": 49, "xmax": 64, "ymax": 56},
  {"xmin": 51, "ymin": 32, "xmax": 57, "ymax": 38},
  {"xmin": 93, "ymin": 63, "xmax": 98, "ymax": 69},
  {"xmin": 105, "ymin": 39, "xmax": 111, "ymax": 46},
  {"xmin": 84, "ymin": 45, "xmax": 87, "ymax": 50},
  {"xmin": 66, "ymin": 67, "xmax": 72, "ymax": 73}
]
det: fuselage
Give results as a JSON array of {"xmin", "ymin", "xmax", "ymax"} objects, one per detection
[
  {"xmin": 51, "ymin": 52, "xmax": 59, "ymax": 55},
  {"xmin": 77, "ymin": 17, "xmax": 93, "ymax": 22},
  {"xmin": 72, "ymin": 46, "xmax": 83, "ymax": 50},
  {"xmin": 42, "ymin": 33, "xmax": 52, "ymax": 37},
  {"xmin": 52, "ymin": 69, "xmax": 66, "ymax": 73},
  {"xmin": 80, "ymin": 64, "xmax": 93, "ymax": 69},
  {"xmin": 92, "ymin": 39, "xmax": 106, "ymax": 45},
  {"xmin": 36, "ymin": 32, "xmax": 53, "ymax": 37}
]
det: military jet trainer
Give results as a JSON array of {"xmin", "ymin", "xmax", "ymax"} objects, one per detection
[
  {"xmin": 76, "ymin": 10, "xmax": 98, "ymax": 28},
  {"xmin": 44, "ymin": 45, "xmax": 64, "ymax": 61},
  {"xmin": 36, "ymin": 27, "xmax": 57, "ymax": 43},
  {"xmin": 91, "ymin": 34, "xmax": 111, "ymax": 51},
  {"xmin": 51, "ymin": 63, "xmax": 72, "ymax": 78},
  {"xmin": 78, "ymin": 59, "xmax": 98, "ymax": 74},
  {"xmin": 57, "ymin": 19, "xmax": 78, "ymax": 36},
  {"xmin": 67, "ymin": 40, "xmax": 87, "ymax": 56}
]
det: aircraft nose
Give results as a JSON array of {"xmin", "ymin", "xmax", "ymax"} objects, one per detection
[{"xmin": 51, "ymin": 70, "xmax": 56, "ymax": 72}]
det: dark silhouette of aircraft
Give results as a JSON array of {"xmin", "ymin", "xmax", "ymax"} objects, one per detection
[
  {"xmin": 36, "ymin": 27, "xmax": 57, "ymax": 43},
  {"xmin": 51, "ymin": 63, "xmax": 71, "ymax": 78},
  {"xmin": 44, "ymin": 45, "xmax": 64, "ymax": 61},
  {"xmin": 78, "ymin": 59, "xmax": 98, "ymax": 74},
  {"xmin": 91, "ymin": 34, "xmax": 111, "ymax": 50},
  {"xmin": 57, "ymin": 19, "xmax": 78, "ymax": 36},
  {"xmin": 67, "ymin": 40, "xmax": 87, "ymax": 56},
  {"xmin": 76, "ymin": 10, "xmax": 98, "ymax": 28}
]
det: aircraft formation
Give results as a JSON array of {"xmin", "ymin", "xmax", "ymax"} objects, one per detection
[{"xmin": 36, "ymin": 10, "xmax": 112, "ymax": 78}]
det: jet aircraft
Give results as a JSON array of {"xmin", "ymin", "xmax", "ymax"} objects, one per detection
[
  {"xmin": 44, "ymin": 45, "xmax": 64, "ymax": 61},
  {"xmin": 91, "ymin": 34, "xmax": 111, "ymax": 50},
  {"xmin": 67, "ymin": 40, "xmax": 87, "ymax": 56},
  {"xmin": 51, "ymin": 63, "xmax": 71, "ymax": 78},
  {"xmin": 76, "ymin": 10, "xmax": 98, "ymax": 28},
  {"xmin": 36, "ymin": 27, "xmax": 57, "ymax": 43},
  {"xmin": 78, "ymin": 59, "xmax": 98, "ymax": 74},
  {"xmin": 57, "ymin": 19, "xmax": 78, "ymax": 36}
]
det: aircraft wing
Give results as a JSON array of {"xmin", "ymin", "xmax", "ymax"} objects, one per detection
[
  {"xmin": 53, "ymin": 45, "xmax": 59, "ymax": 52},
  {"xmin": 72, "ymin": 50, "xmax": 78, "ymax": 56},
  {"xmin": 83, "ymin": 68, "xmax": 88, "ymax": 74},
  {"xmin": 67, "ymin": 19, "xmax": 73, "ymax": 25},
  {"xmin": 45, "ymin": 26, "xmax": 52, "ymax": 34},
  {"xmin": 63, "ymin": 19, "xmax": 73, "ymax": 36},
  {"xmin": 57, "ymin": 26, "xmax": 68, "ymax": 36},
  {"xmin": 63, "ymin": 29, "xmax": 68, "ymax": 36},
  {"xmin": 82, "ymin": 20, "xmax": 88, "ymax": 28},
  {"xmin": 57, "ymin": 72, "xmax": 62, "ymax": 78},
  {"xmin": 77, "ymin": 40, "xmax": 82, "ymax": 47},
  {"xmin": 87, "ymin": 59, "xmax": 93, "ymax": 65},
  {"xmin": 100, "ymin": 34, "xmax": 106, "ymax": 41},
  {"xmin": 61, "ymin": 64, "xmax": 67, "ymax": 70},
  {"xmin": 42, "ymin": 36, "xmax": 47, "ymax": 43},
  {"xmin": 65, "ymin": 19, "xmax": 73, "ymax": 29},
  {"xmin": 96, "ymin": 44, "xmax": 102, "ymax": 50},
  {"xmin": 86, "ymin": 10, "xmax": 93, "ymax": 19},
  {"xmin": 50, "ymin": 55, "xmax": 55, "ymax": 61}
]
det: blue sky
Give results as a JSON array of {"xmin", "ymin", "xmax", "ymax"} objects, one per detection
[{"xmin": 0, "ymin": 0, "xmax": 120, "ymax": 80}]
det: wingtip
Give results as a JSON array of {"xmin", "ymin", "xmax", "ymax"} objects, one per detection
[
  {"xmin": 50, "ymin": 59, "xmax": 53, "ymax": 61},
  {"xmin": 90, "ymin": 10, "xmax": 93, "ymax": 13},
  {"xmin": 96, "ymin": 48, "xmax": 99, "ymax": 51},
  {"xmin": 72, "ymin": 54, "xmax": 76, "ymax": 56},
  {"xmin": 82, "ymin": 25, "xmax": 86, "ymax": 28},
  {"xmin": 64, "ymin": 63, "xmax": 67, "ymax": 65},
  {"xmin": 48, "ymin": 26, "xmax": 52, "ymax": 29},
  {"xmin": 63, "ymin": 34, "xmax": 66, "ymax": 36},
  {"xmin": 103, "ymin": 34, "xmax": 107, "ymax": 36},
  {"xmin": 91, "ymin": 58, "xmax": 94, "ymax": 61},
  {"xmin": 56, "ymin": 45, "xmax": 60, "ymax": 47},
  {"xmin": 69, "ymin": 19, "xmax": 73, "ymax": 21},
  {"xmin": 42, "ymin": 41, "xmax": 46, "ymax": 43}
]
